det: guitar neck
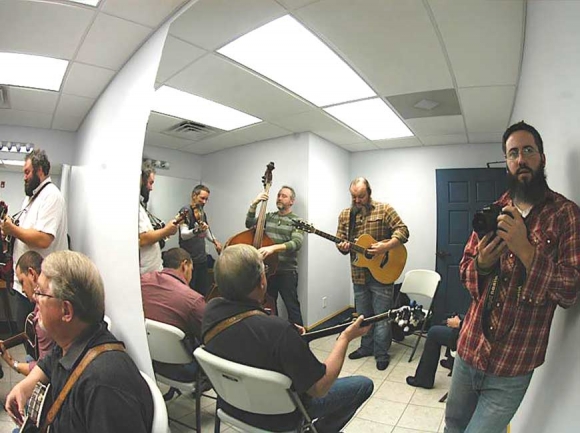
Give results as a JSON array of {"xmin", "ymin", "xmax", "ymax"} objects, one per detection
[
  {"xmin": 310, "ymin": 229, "xmax": 366, "ymax": 255},
  {"xmin": 302, "ymin": 309, "xmax": 397, "ymax": 343},
  {"xmin": 0, "ymin": 332, "xmax": 27, "ymax": 353}
]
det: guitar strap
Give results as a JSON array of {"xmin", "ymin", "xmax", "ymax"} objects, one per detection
[
  {"xmin": 12, "ymin": 182, "xmax": 53, "ymax": 222},
  {"xmin": 348, "ymin": 207, "xmax": 357, "ymax": 242},
  {"xmin": 40, "ymin": 343, "xmax": 125, "ymax": 433},
  {"xmin": 203, "ymin": 310, "xmax": 266, "ymax": 344}
]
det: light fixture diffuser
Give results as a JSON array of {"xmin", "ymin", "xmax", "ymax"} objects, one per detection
[
  {"xmin": 0, "ymin": 160, "xmax": 25, "ymax": 167},
  {"xmin": 152, "ymin": 86, "xmax": 261, "ymax": 131},
  {"xmin": 325, "ymin": 98, "xmax": 413, "ymax": 141},
  {"xmin": 218, "ymin": 15, "xmax": 375, "ymax": 107},
  {"xmin": 0, "ymin": 53, "xmax": 68, "ymax": 92},
  {"xmin": 68, "ymin": 0, "xmax": 101, "ymax": 6}
]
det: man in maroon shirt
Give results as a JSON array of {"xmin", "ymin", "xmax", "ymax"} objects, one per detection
[
  {"xmin": 445, "ymin": 122, "xmax": 580, "ymax": 433},
  {"xmin": 141, "ymin": 247, "xmax": 206, "ymax": 381}
]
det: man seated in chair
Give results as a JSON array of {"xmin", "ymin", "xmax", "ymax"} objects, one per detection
[
  {"xmin": 141, "ymin": 247, "xmax": 206, "ymax": 382},
  {"xmin": 202, "ymin": 244, "xmax": 374, "ymax": 433},
  {"xmin": 5, "ymin": 251, "xmax": 153, "ymax": 432}
]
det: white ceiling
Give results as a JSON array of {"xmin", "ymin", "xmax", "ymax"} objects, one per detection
[{"xmin": 0, "ymin": 0, "xmax": 526, "ymax": 155}]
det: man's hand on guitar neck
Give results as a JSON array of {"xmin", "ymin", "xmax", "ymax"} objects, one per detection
[
  {"xmin": 367, "ymin": 238, "xmax": 401, "ymax": 256},
  {"xmin": 0, "ymin": 216, "xmax": 16, "ymax": 236},
  {"xmin": 337, "ymin": 240, "xmax": 351, "ymax": 253},
  {"xmin": 6, "ymin": 366, "xmax": 49, "ymax": 425}
]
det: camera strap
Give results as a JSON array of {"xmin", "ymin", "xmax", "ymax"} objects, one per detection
[{"xmin": 482, "ymin": 272, "xmax": 500, "ymax": 340}]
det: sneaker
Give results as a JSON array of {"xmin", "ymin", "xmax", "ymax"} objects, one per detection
[{"xmin": 348, "ymin": 349, "xmax": 373, "ymax": 360}]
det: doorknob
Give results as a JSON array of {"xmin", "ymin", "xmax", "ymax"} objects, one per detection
[{"xmin": 436, "ymin": 250, "xmax": 451, "ymax": 258}]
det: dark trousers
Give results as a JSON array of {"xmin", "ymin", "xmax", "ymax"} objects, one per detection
[
  {"xmin": 190, "ymin": 259, "xmax": 209, "ymax": 296},
  {"xmin": 414, "ymin": 325, "xmax": 454, "ymax": 388},
  {"xmin": 267, "ymin": 271, "xmax": 303, "ymax": 326}
]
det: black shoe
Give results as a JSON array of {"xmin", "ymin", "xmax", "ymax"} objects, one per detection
[
  {"xmin": 440, "ymin": 358, "xmax": 454, "ymax": 371},
  {"xmin": 348, "ymin": 349, "xmax": 373, "ymax": 360},
  {"xmin": 376, "ymin": 359, "xmax": 390, "ymax": 371},
  {"xmin": 406, "ymin": 376, "xmax": 433, "ymax": 389}
]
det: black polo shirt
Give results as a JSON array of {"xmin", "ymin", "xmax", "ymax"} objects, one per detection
[
  {"xmin": 202, "ymin": 298, "xmax": 325, "ymax": 431},
  {"xmin": 37, "ymin": 322, "xmax": 153, "ymax": 433}
]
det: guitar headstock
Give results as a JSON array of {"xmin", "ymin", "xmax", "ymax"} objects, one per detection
[
  {"xmin": 0, "ymin": 201, "xmax": 7, "ymax": 220},
  {"xmin": 262, "ymin": 162, "xmax": 275, "ymax": 189},
  {"xmin": 174, "ymin": 209, "xmax": 189, "ymax": 225},
  {"xmin": 291, "ymin": 219, "xmax": 316, "ymax": 233}
]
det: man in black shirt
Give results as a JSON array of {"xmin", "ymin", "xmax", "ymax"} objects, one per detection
[
  {"xmin": 202, "ymin": 244, "xmax": 373, "ymax": 432},
  {"xmin": 5, "ymin": 251, "xmax": 153, "ymax": 433}
]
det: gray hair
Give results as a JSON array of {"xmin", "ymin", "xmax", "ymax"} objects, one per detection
[
  {"xmin": 25, "ymin": 149, "xmax": 51, "ymax": 176},
  {"xmin": 280, "ymin": 185, "xmax": 296, "ymax": 200},
  {"xmin": 42, "ymin": 251, "xmax": 105, "ymax": 324},
  {"xmin": 215, "ymin": 244, "xmax": 264, "ymax": 301},
  {"xmin": 141, "ymin": 162, "xmax": 156, "ymax": 185}
]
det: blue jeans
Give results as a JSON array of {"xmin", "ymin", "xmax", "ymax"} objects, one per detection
[
  {"xmin": 306, "ymin": 376, "xmax": 373, "ymax": 433},
  {"xmin": 268, "ymin": 271, "xmax": 303, "ymax": 326},
  {"xmin": 353, "ymin": 278, "xmax": 394, "ymax": 362},
  {"xmin": 444, "ymin": 355, "xmax": 533, "ymax": 433}
]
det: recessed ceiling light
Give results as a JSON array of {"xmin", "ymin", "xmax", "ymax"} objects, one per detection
[
  {"xmin": 0, "ymin": 53, "xmax": 68, "ymax": 92},
  {"xmin": 152, "ymin": 86, "xmax": 261, "ymax": 131},
  {"xmin": 68, "ymin": 0, "xmax": 101, "ymax": 6},
  {"xmin": 218, "ymin": 15, "xmax": 375, "ymax": 107},
  {"xmin": 325, "ymin": 98, "xmax": 414, "ymax": 141}
]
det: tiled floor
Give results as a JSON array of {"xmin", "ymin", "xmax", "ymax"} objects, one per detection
[{"xmin": 0, "ymin": 335, "xmax": 452, "ymax": 432}]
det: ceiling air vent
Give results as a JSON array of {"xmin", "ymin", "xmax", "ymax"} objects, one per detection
[
  {"xmin": 163, "ymin": 120, "xmax": 223, "ymax": 141},
  {"xmin": 0, "ymin": 86, "xmax": 10, "ymax": 109}
]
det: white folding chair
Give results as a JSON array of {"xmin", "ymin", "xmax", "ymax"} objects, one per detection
[
  {"xmin": 397, "ymin": 269, "xmax": 441, "ymax": 362},
  {"xmin": 140, "ymin": 371, "xmax": 169, "ymax": 433},
  {"xmin": 194, "ymin": 347, "xmax": 318, "ymax": 433},
  {"xmin": 145, "ymin": 319, "xmax": 207, "ymax": 432}
]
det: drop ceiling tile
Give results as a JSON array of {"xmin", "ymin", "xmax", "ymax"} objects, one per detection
[
  {"xmin": 52, "ymin": 114, "xmax": 83, "ymax": 132},
  {"xmin": 373, "ymin": 136, "xmax": 423, "ymax": 150},
  {"xmin": 56, "ymin": 94, "xmax": 95, "ymax": 120},
  {"xmin": 144, "ymin": 130, "xmax": 194, "ymax": 150},
  {"xmin": 387, "ymin": 89, "xmax": 461, "ymax": 120},
  {"xmin": 0, "ymin": 109, "xmax": 52, "ymax": 129},
  {"xmin": 166, "ymin": 54, "xmax": 312, "ymax": 121},
  {"xmin": 182, "ymin": 132, "xmax": 247, "ymax": 154},
  {"xmin": 459, "ymin": 86, "xmax": 515, "ymax": 133},
  {"xmin": 8, "ymin": 87, "xmax": 59, "ymax": 114},
  {"xmin": 169, "ymin": 0, "xmax": 286, "ymax": 50},
  {"xmin": 336, "ymin": 141, "xmax": 379, "ymax": 152},
  {"xmin": 0, "ymin": 0, "xmax": 95, "ymax": 59},
  {"xmin": 295, "ymin": 0, "xmax": 452, "ymax": 96},
  {"xmin": 76, "ymin": 13, "xmax": 151, "ymax": 70},
  {"xmin": 468, "ymin": 132, "xmax": 504, "ymax": 144},
  {"xmin": 156, "ymin": 36, "xmax": 207, "ymax": 83},
  {"xmin": 406, "ymin": 115, "xmax": 465, "ymax": 137},
  {"xmin": 102, "ymin": 0, "xmax": 186, "ymax": 28},
  {"xmin": 429, "ymin": 0, "xmax": 525, "ymax": 87},
  {"xmin": 62, "ymin": 63, "xmax": 116, "ymax": 98},
  {"xmin": 420, "ymin": 133, "xmax": 468, "ymax": 146},
  {"xmin": 276, "ymin": 0, "xmax": 320, "ymax": 10},
  {"xmin": 272, "ymin": 110, "xmax": 365, "ymax": 146},
  {"xmin": 229, "ymin": 122, "xmax": 292, "ymax": 144}
]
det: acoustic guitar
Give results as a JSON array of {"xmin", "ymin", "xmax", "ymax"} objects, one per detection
[
  {"xmin": 0, "ymin": 201, "xmax": 18, "ymax": 266},
  {"xmin": 0, "ymin": 312, "xmax": 38, "ymax": 359},
  {"xmin": 291, "ymin": 219, "xmax": 407, "ymax": 284}
]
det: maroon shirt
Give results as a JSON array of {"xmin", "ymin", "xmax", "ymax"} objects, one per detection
[
  {"xmin": 140, "ymin": 268, "xmax": 206, "ymax": 340},
  {"xmin": 458, "ymin": 189, "xmax": 580, "ymax": 376}
]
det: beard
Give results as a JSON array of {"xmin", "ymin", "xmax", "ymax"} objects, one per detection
[
  {"xmin": 140, "ymin": 184, "xmax": 150, "ymax": 204},
  {"xmin": 507, "ymin": 164, "xmax": 548, "ymax": 205},
  {"xmin": 24, "ymin": 172, "xmax": 41, "ymax": 197}
]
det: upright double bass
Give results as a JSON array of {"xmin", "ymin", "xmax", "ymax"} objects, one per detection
[{"xmin": 226, "ymin": 162, "xmax": 279, "ymax": 275}]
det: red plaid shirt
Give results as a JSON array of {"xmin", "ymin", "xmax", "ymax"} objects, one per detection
[
  {"xmin": 337, "ymin": 200, "xmax": 409, "ymax": 284},
  {"xmin": 458, "ymin": 189, "xmax": 580, "ymax": 376}
]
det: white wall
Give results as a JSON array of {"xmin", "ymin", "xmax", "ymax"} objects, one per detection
[
  {"xmin": 350, "ymin": 143, "xmax": 504, "ymax": 276},
  {"xmin": 69, "ymin": 22, "xmax": 171, "ymax": 376},
  {"xmin": 509, "ymin": 2, "xmax": 580, "ymax": 432},
  {"xmin": 0, "ymin": 125, "xmax": 76, "ymax": 165},
  {"xmin": 306, "ymin": 134, "xmax": 352, "ymax": 324},
  {"xmin": 143, "ymin": 144, "xmax": 203, "ymax": 180}
]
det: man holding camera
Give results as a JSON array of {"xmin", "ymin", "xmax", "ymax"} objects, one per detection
[{"xmin": 444, "ymin": 122, "xmax": 580, "ymax": 433}]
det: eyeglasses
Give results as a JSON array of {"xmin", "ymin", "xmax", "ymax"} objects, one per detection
[
  {"xmin": 505, "ymin": 146, "xmax": 539, "ymax": 161},
  {"xmin": 33, "ymin": 286, "xmax": 56, "ymax": 300}
]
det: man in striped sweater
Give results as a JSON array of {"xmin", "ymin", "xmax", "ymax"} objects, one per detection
[{"xmin": 245, "ymin": 186, "xmax": 304, "ymax": 325}]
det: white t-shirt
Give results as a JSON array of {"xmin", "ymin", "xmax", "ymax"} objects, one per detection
[
  {"xmin": 139, "ymin": 203, "xmax": 162, "ymax": 274},
  {"xmin": 13, "ymin": 177, "xmax": 69, "ymax": 294}
]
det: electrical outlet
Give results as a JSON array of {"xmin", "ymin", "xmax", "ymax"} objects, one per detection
[{"xmin": 322, "ymin": 296, "xmax": 327, "ymax": 308}]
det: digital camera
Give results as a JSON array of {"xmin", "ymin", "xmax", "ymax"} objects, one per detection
[{"xmin": 472, "ymin": 203, "xmax": 502, "ymax": 239}]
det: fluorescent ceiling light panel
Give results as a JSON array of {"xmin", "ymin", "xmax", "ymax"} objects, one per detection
[
  {"xmin": 0, "ymin": 53, "xmax": 68, "ymax": 91},
  {"xmin": 152, "ymin": 86, "xmax": 261, "ymax": 131},
  {"xmin": 325, "ymin": 98, "xmax": 414, "ymax": 140},
  {"xmin": 68, "ymin": 0, "xmax": 100, "ymax": 6},
  {"xmin": 218, "ymin": 15, "xmax": 375, "ymax": 107},
  {"xmin": 0, "ymin": 160, "xmax": 25, "ymax": 166}
]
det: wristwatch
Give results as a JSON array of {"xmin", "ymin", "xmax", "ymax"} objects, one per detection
[{"xmin": 12, "ymin": 360, "xmax": 18, "ymax": 372}]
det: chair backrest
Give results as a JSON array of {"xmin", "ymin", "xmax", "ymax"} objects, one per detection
[
  {"xmin": 400, "ymin": 269, "xmax": 441, "ymax": 309},
  {"xmin": 194, "ymin": 347, "xmax": 296, "ymax": 415},
  {"xmin": 140, "ymin": 371, "xmax": 169, "ymax": 433},
  {"xmin": 145, "ymin": 318, "xmax": 193, "ymax": 364}
]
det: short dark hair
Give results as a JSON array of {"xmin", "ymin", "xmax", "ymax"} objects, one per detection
[
  {"xmin": 162, "ymin": 248, "xmax": 192, "ymax": 269},
  {"xmin": 502, "ymin": 121, "xmax": 544, "ymax": 155},
  {"xmin": 25, "ymin": 149, "xmax": 50, "ymax": 176},
  {"xmin": 141, "ymin": 163, "xmax": 156, "ymax": 185},
  {"xmin": 16, "ymin": 251, "xmax": 43, "ymax": 275},
  {"xmin": 192, "ymin": 184, "xmax": 210, "ymax": 197}
]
